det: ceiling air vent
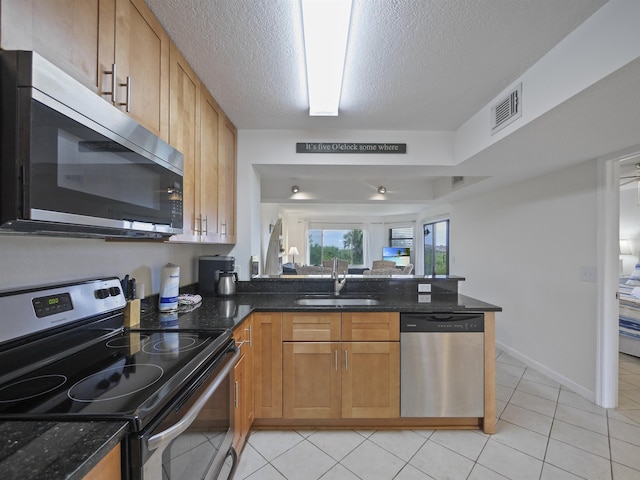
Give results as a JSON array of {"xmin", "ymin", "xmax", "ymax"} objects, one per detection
[
  {"xmin": 491, "ymin": 83, "xmax": 522, "ymax": 135},
  {"xmin": 452, "ymin": 176, "xmax": 465, "ymax": 187}
]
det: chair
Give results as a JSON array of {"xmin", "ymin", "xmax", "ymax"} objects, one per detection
[
  {"xmin": 371, "ymin": 259, "xmax": 396, "ymax": 270},
  {"xmin": 322, "ymin": 259, "xmax": 348, "ymax": 274},
  {"xmin": 295, "ymin": 265, "xmax": 332, "ymax": 275},
  {"xmin": 401, "ymin": 264, "xmax": 414, "ymax": 274},
  {"xmin": 363, "ymin": 268, "xmax": 398, "ymax": 276}
]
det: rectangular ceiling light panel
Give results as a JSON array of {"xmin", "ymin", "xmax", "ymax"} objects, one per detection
[{"xmin": 301, "ymin": 0, "xmax": 353, "ymax": 116}]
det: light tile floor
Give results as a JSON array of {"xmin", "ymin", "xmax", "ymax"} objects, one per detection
[{"xmin": 233, "ymin": 352, "xmax": 640, "ymax": 480}]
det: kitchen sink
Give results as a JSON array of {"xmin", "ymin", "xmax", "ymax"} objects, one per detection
[{"xmin": 295, "ymin": 297, "xmax": 380, "ymax": 307}]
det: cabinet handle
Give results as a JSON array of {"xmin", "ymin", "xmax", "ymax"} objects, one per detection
[
  {"xmin": 202, "ymin": 216, "xmax": 208, "ymax": 235},
  {"xmin": 234, "ymin": 380, "xmax": 239, "ymax": 408},
  {"xmin": 194, "ymin": 216, "xmax": 202, "ymax": 235},
  {"xmin": 118, "ymin": 76, "xmax": 131, "ymax": 112},
  {"xmin": 334, "ymin": 350, "xmax": 338, "ymax": 371},
  {"xmin": 103, "ymin": 63, "xmax": 117, "ymax": 104},
  {"xmin": 245, "ymin": 325, "xmax": 252, "ymax": 347},
  {"xmin": 344, "ymin": 350, "xmax": 348, "ymax": 371},
  {"xmin": 221, "ymin": 222, "xmax": 226, "ymax": 236}
]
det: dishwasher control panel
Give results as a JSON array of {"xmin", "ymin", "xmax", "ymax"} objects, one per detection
[{"xmin": 400, "ymin": 313, "xmax": 484, "ymax": 332}]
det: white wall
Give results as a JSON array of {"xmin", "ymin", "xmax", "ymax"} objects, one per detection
[
  {"xmin": 228, "ymin": 130, "xmax": 263, "ymax": 280},
  {"xmin": 451, "ymin": 160, "xmax": 599, "ymax": 399},
  {"xmin": 0, "ymin": 235, "xmax": 230, "ymax": 293}
]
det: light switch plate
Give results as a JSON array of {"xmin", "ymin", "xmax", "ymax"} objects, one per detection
[{"xmin": 580, "ymin": 266, "xmax": 597, "ymax": 283}]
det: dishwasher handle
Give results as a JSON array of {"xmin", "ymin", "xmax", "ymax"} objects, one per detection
[{"xmin": 400, "ymin": 312, "xmax": 484, "ymax": 332}]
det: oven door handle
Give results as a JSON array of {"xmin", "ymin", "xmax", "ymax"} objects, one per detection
[{"xmin": 147, "ymin": 345, "xmax": 240, "ymax": 452}]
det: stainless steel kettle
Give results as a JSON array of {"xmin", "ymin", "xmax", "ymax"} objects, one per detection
[{"xmin": 217, "ymin": 271, "xmax": 237, "ymax": 296}]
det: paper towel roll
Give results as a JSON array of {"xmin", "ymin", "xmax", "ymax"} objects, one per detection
[{"xmin": 159, "ymin": 263, "xmax": 180, "ymax": 311}]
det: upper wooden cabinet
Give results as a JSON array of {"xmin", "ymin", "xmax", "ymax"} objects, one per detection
[
  {"xmin": 0, "ymin": 0, "xmax": 113, "ymax": 94},
  {"xmin": 1, "ymin": 0, "xmax": 236, "ymax": 244},
  {"xmin": 217, "ymin": 116, "xmax": 237, "ymax": 243},
  {"xmin": 198, "ymin": 89, "xmax": 223, "ymax": 242},
  {"xmin": 167, "ymin": 42, "xmax": 201, "ymax": 242},
  {"xmin": 0, "ymin": 0, "xmax": 169, "ymax": 141},
  {"xmin": 112, "ymin": 0, "xmax": 169, "ymax": 140}
]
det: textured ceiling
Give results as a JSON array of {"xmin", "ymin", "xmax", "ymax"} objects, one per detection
[
  {"xmin": 144, "ymin": 0, "xmax": 606, "ymax": 130},
  {"xmin": 142, "ymin": 0, "xmax": 633, "ymax": 218}
]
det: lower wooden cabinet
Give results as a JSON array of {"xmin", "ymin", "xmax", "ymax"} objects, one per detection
[
  {"xmin": 253, "ymin": 312, "xmax": 283, "ymax": 419},
  {"xmin": 250, "ymin": 311, "xmax": 495, "ymax": 433},
  {"xmin": 282, "ymin": 340, "xmax": 400, "ymax": 419},
  {"xmin": 232, "ymin": 316, "xmax": 253, "ymax": 453},
  {"xmin": 341, "ymin": 341, "xmax": 399, "ymax": 418},
  {"xmin": 83, "ymin": 443, "xmax": 121, "ymax": 479},
  {"xmin": 281, "ymin": 312, "xmax": 400, "ymax": 420},
  {"xmin": 283, "ymin": 341, "xmax": 341, "ymax": 419}
]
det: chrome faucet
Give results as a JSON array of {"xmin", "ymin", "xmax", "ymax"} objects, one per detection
[{"xmin": 332, "ymin": 258, "xmax": 347, "ymax": 295}]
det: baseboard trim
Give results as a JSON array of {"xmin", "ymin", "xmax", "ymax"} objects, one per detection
[{"xmin": 496, "ymin": 341, "xmax": 596, "ymax": 403}]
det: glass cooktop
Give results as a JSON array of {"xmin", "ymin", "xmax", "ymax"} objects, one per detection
[{"xmin": 0, "ymin": 329, "xmax": 231, "ymax": 429}]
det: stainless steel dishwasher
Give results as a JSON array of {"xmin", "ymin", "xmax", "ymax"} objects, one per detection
[{"xmin": 400, "ymin": 312, "xmax": 484, "ymax": 417}]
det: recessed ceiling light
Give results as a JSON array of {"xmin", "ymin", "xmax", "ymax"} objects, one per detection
[
  {"xmin": 378, "ymin": 186, "xmax": 386, "ymax": 194},
  {"xmin": 301, "ymin": 0, "xmax": 353, "ymax": 116},
  {"xmin": 291, "ymin": 185, "xmax": 300, "ymax": 194}
]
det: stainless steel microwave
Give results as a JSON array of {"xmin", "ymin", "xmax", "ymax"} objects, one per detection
[{"xmin": 0, "ymin": 51, "xmax": 183, "ymax": 239}]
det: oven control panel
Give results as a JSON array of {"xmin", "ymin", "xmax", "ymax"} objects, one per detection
[
  {"xmin": 0, "ymin": 277, "xmax": 126, "ymax": 344},
  {"xmin": 32, "ymin": 293, "xmax": 73, "ymax": 318}
]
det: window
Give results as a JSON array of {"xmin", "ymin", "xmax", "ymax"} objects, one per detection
[
  {"xmin": 424, "ymin": 220, "xmax": 449, "ymax": 275},
  {"xmin": 389, "ymin": 227, "xmax": 413, "ymax": 248},
  {"xmin": 308, "ymin": 229, "xmax": 364, "ymax": 266}
]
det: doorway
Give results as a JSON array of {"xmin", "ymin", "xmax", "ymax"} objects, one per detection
[{"xmin": 597, "ymin": 147, "xmax": 640, "ymax": 408}]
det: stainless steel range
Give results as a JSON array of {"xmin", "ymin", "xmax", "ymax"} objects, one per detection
[{"xmin": 0, "ymin": 277, "xmax": 239, "ymax": 479}]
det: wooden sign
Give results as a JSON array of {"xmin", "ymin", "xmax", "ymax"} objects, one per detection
[{"xmin": 296, "ymin": 142, "xmax": 406, "ymax": 154}]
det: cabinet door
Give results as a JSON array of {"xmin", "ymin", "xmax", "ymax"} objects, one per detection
[
  {"xmin": 217, "ymin": 115, "xmax": 236, "ymax": 243},
  {"xmin": 168, "ymin": 42, "xmax": 200, "ymax": 241},
  {"xmin": 342, "ymin": 312, "xmax": 399, "ymax": 341},
  {"xmin": 83, "ymin": 442, "xmax": 121, "ymax": 479},
  {"xmin": 253, "ymin": 313, "xmax": 283, "ymax": 419},
  {"xmin": 114, "ymin": 0, "xmax": 169, "ymax": 140},
  {"xmin": 342, "ymin": 342, "xmax": 400, "ymax": 418},
  {"xmin": 232, "ymin": 319, "xmax": 253, "ymax": 453},
  {"xmin": 199, "ymin": 90, "xmax": 221, "ymax": 242},
  {"xmin": 283, "ymin": 342, "xmax": 341, "ymax": 419},
  {"xmin": 232, "ymin": 348, "xmax": 246, "ymax": 452},
  {"xmin": 242, "ymin": 317, "xmax": 254, "ymax": 437},
  {"xmin": 282, "ymin": 312, "xmax": 341, "ymax": 342},
  {"xmin": 0, "ymin": 0, "xmax": 115, "ymax": 97}
]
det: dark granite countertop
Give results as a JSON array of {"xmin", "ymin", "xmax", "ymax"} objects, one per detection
[
  {"xmin": 0, "ymin": 420, "xmax": 127, "ymax": 479},
  {"xmin": 137, "ymin": 290, "xmax": 501, "ymax": 332}
]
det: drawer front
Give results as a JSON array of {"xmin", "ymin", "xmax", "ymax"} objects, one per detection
[
  {"xmin": 341, "ymin": 312, "xmax": 399, "ymax": 341},
  {"xmin": 283, "ymin": 312, "xmax": 341, "ymax": 341}
]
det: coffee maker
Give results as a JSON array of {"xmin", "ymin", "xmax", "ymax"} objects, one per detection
[{"xmin": 198, "ymin": 255, "xmax": 235, "ymax": 296}]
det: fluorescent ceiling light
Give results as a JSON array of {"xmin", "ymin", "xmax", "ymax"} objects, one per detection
[{"xmin": 301, "ymin": 0, "xmax": 353, "ymax": 116}]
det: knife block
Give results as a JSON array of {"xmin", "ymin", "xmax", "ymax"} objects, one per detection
[{"xmin": 124, "ymin": 299, "xmax": 141, "ymax": 327}]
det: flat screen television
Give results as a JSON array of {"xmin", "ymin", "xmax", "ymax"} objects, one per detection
[{"xmin": 382, "ymin": 247, "xmax": 411, "ymax": 266}]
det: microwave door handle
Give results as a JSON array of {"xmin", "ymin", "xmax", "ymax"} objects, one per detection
[{"xmin": 147, "ymin": 345, "xmax": 240, "ymax": 452}]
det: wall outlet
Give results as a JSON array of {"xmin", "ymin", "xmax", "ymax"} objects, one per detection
[
  {"xmin": 417, "ymin": 283, "xmax": 431, "ymax": 293},
  {"xmin": 580, "ymin": 266, "xmax": 597, "ymax": 283}
]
